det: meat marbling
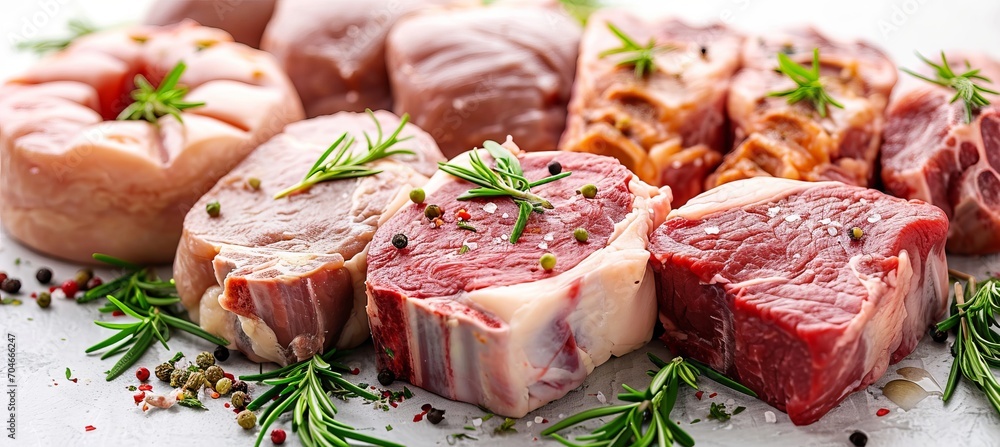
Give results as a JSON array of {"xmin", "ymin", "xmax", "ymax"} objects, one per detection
[
  {"xmin": 881, "ymin": 52, "xmax": 1000, "ymax": 254},
  {"xmin": 366, "ymin": 144, "xmax": 670, "ymax": 417},
  {"xmin": 649, "ymin": 177, "xmax": 949, "ymax": 425},
  {"xmin": 561, "ymin": 9, "xmax": 743, "ymax": 205},
  {"xmin": 174, "ymin": 111, "xmax": 443, "ymax": 365}
]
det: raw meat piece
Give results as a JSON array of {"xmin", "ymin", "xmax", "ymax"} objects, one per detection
[
  {"xmin": 144, "ymin": 0, "xmax": 276, "ymax": 48},
  {"xmin": 366, "ymin": 143, "xmax": 670, "ymax": 417},
  {"xmin": 561, "ymin": 9, "xmax": 743, "ymax": 205},
  {"xmin": 0, "ymin": 22, "xmax": 303, "ymax": 264},
  {"xmin": 708, "ymin": 29, "xmax": 896, "ymax": 189},
  {"xmin": 649, "ymin": 177, "xmax": 949, "ymax": 425},
  {"xmin": 174, "ymin": 111, "xmax": 443, "ymax": 365},
  {"xmin": 386, "ymin": 4, "xmax": 580, "ymax": 157},
  {"xmin": 881, "ymin": 52, "xmax": 1000, "ymax": 254}
]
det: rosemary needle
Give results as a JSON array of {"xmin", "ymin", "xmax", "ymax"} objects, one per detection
[
  {"xmin": 117, "ymin": 61, "xmax": 205, "ymax": 123},
  {"xmin": 600, "ymin": 22, "xmax": 673, "ymax": 79},
  {"xmin": 14, "ymin": 18, "xmax": 99, "ymax": 55},
  {"xmin": 768, "ymin": 48, "xmax": 844, "ymax": 118},
  {"xmin": 902, "ymin": 52, "xmax": 999, "ymax": 124},
  {"xmin": 937, "ymin": 273, "xmax": 1000, "ymax": 414}
]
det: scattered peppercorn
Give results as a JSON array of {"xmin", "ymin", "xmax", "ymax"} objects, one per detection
[
  {"xmin": 35, "ymin": 268, "xmax": 53, "ymax": 284},
  {"xmin": 539, "ymin": 253, "xmax": 556, "ymax": 271},
  {"xmin": 0, "ymin": 273, "xmax": 7, "ymax": 284},
  {"xmin": 424, "ymin": 204, "xmax": 442, "ymax": 219},
  {"xmin": 169, "ymin": 369, "xmax": 189, "ymax": 388},
  {"xmin": 60, "ymin": 279, "xmax": 79, "ymax": 297},
  {"xmin": 377, "ymin": 369, "xmax": 395, "ymax": 386},
  {"xmin": 37, "ymin": 292, "xmax": 51, "ymax": 308},
  {"xmin": 206, "ymin": 201, "xmax": 221, "ymax": 217},
  {"xmin": 573, "ymin": 228, "xmax": 589, "ymax": 243},
  {"xmin": 155, "ymin": 362, "xmax": 174, "ymax": 382},
  {"xmin": 185, "ymin": 372, "xmax": 207, "ymax": 391},
  {"xmin": 215, "ymin": 377, "xmax": 233, "ymax": 395},
  {"xmin": 547, "ymin": 161, "xmax": 562, "ymax": 176},
  {"xmin": 409, "ymin": 188, "xmax": 426, "ymax": 204},
  {"xmin": 432, "ymin": 218, "xmax": 445, "ymax": 228},
  {"xmin": 930, "ymin": 327, "xmax": 948, "ymax": 343},
  {"xmin": 86, "ymin": 277, "xmax": 102, "ymax": 290},
  {"xmin": 136, "ymin": 367, "xmax": 150, "ymax": 382},
  {"xmin": 232, "ymin": 380, "xmax": 249, "ymax": 394},
  {"xmin": 849, "ymin": 430, "xmax": 868, "ymax": 447},
  {"xmin": 391, "ymin": 233, "xmax": 409, "ymax": 249},
  {"xmin": 213, "ymin": 345, "xmax": 230, "ymax": 362},
  {"xmin": 456, "ymin": 209, "xmax": 471, "ymax": 221},
  {"xmin": 579, "ymin": 184, "xmax": 598, "ymax": 199},
  {"xmin": 247, "ymin": 177, "xmax": 261, "ymax": 190},
  {"xmin": 271, "ymin": 428, "xmax": 287, "ymax": 444},
  {"xmin": 180, "ymin": 389, "xmax": 197, "ymax": 400},
  {"xmin": 74, "ymin": 269, "xmax": 94, "ymax": 289},
  {"xmin": 205, "ymin": 365, "xmax": 224, "ymax": 385},
  {"xmin": 848, "ymin": 227, "xmax": 864, "ymax": 240},
  {"xmin": 427, "ymin": 408, "xmax": 445, "ymax": 425},
  {"xmin": 237, "ymin": 410, "xmax": 256, "ymax": 429},
  {"xmin": 232, "ymin": 391, "xmax": 249, "ymax": 410},
  {"xmin": 196, "ymin": 351, "xmax": 216, "ymax": 369},
  {"xmin": 1, "ymin": 278, "xmax": 21, "ymax": 294}
]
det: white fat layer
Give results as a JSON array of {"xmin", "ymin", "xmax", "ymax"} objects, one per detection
[{"xmin": 670, "ymin": 178, "xmax": 842, "ymax": 221}]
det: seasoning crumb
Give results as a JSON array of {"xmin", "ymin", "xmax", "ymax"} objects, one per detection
[
  {"xmin": 543, "ymin": 233, "xmax": 554, "ymax": 242},
  {"xmin": 827, "ymin": 227, "xmax": 837, "ymax": 236},
  {"xmin": 767, "ymin": 206, "xmax": 780, "ymax": 217},
  {"xmin": 501, "ymin": 234, "xmax": 508, "ymax": 241},
  {"xmin": 867, "ymin": 213, "xmax": 881, "ymax": 223},
  {"xmin": 534, "ymin": 416, "xmax": 544, "ymax": 424},
  {"xmin": 483, "ymin": 202, "xmax": 498, "ymax": 214},
  {"xmin": 472, "ymin": 418, "xmax": 483, "ymax": 427},
  {"xmin": 764, "ymin": 411, "xmax": 776, "ymax": 423},
  {"xmin": 705, "ymin": 226, "xmax": 720, "ymax": 235},
  {"xmin": 501, "ymin": 213, "xmax": 509, "ymax": 219},
  {"xmin": 860, "ymin": 198, "xmax": 869, "ymax": 205},
  {"xmin": 820, "ymin": 218, "xmax": 832, "ymax": 225},
  {"xmin": 596, "ymin": 391, "xmax": 607, "ymax": 404},
  {"xmin": 538, "ymin": 242, "xmax": 548, "ymax": 250},
  {"xmin": 784, "ymin": 214, "xmax": 801, "ymax": 222}
]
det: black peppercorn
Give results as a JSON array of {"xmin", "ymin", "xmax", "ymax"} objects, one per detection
[
  {"xmin": 214, "ymin": 345, "xmax": 230, "ymax": 362},
  {"xmin": 849, "ymin": 430, "xmax": 868, "ymax": 447},
  {"xmin": 391, "ymin": 234, "xmax": 408, "ymax": 249},
  {"xmin": 232, "ymin": 380, "xmax": 249, "ymax": 394},
  {"xmin": 547, "ymin": 161, "xmax": 562, "ymax": 176},
  {"xmin": 377, "ymin": 368, "xmax": 395, "ymax": 386},
  {"xmin": 35, "ymin": 268, "xmax": 53, "ymax": 284},
  {"xmin": 427, "ymin": 408, "xmax": 445, "ymax": 424},
  {"xmin": 930, "ymin": 327, "xmax": 948, "ymax": 343},
  {"xmin": 1, "ymin": 278, "xmax": 21, "ymax": 294}
]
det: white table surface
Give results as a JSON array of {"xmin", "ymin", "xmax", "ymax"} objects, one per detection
[{"xmin": 2, "ymin": 1, "xmax": 1000, "ymax": 446}]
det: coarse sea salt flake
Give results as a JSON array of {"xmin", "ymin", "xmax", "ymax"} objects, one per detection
[
  {"xmin": 785, "ymin": 214, "xmax": 801, "ymax": 222},
  {"xmin": 819, "ymin": 218, "xmax": 831, "ymax": 225},
  {"xmin": 767, "ymin": 206, "xmax": 780, "ymax": 217},
  {"xmin": 705, "ymin": 226, "xmax": 720, "ymax": 235},
  {"xmin": 501, "ymin": 213, "xmax": 509, "ymax": 219},
  {"xmin": 472, "ymin": 418, "xmax": 483, "ymax": 427},
  {"xmin": 544, "ymin": 233, "xmax": 554, "ymax": 241},
  {"xmin": 534, "ymin": 416, "xmax": 544, "ymax": 423},
  {"xmin": 526, "ymin": 421, "xmax": 533, "ymax": 428},
  {"xmin": 860, "ymin": 198, "xmax": 868, "ymax": 205},
  {"xmin": 538, "ymin": 242, "xmax": 548, "ymax": 250},
  {"xmin": 765, "ymin": 411, "xmax": 776, "ymax": 423},
  {"xmin": 793, "ymin": 253, "xmax": 801, "ymax": 258},
  {"xmin": 597, "ymin": 391, "xmax": 607, "ymax": 404},
  {"xmin": 828, "ymin": 227, "xmax": 837, "ymax": 236},
  {"xmin": 464, "ymin": 242, "xmax": 478, "ymax": 251},
  {"xmin": 483, "ymin": 202, "xmax": 498, "ymax": 214},
  {"xmin": 500, "ymin": 234, "xmax": 508, "ymax": 240},
  {"xmin": 868, "ymin": 213, "xmax": 881, "ymax": 223}
]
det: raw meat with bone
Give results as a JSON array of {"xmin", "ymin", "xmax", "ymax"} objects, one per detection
[
  {"xmin": 174, "ymin": 111, "xmax": 443, "ymax": 365},
  {"xmin": 561, "ymin": 9, "xmax": 743, "ymax": 205},
  {"xmin": 649, "ymin": 177, "xmax": 949, "ymax": 425},
  {"xmin": 366, "ymin": 143, "xmax": 670, "ymax": 417},
  {"xmin": 881, "ymin": 52, "xmax": 1000, "ymax": 254}
]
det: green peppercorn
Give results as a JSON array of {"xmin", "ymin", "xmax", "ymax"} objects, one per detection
[
  {"xmin": 540, "ymin": 253, "xmax": 556, "ymax": 271},
  {"xmin": 36, "ymin": 292, "xmax": 51, "ymax": 308},
  {"xmin": 231, "ymin": 391, "xmax": 249, "ymax": 410},
  {"xmin": 215, "ymin": 377, "xmax": 233, "ymax": 395},
  {"xmin": 573, "ymin": 228, "xmax": 589, "ymax": 243},
  {"xmin": 74, "ymin": 269, "xmax": 94, "ymax": 289},
  {"xmin": 247, "ymin": 177, "xmax": 261, "ymax": 190},
  {"xmin": 579, "ymin": 184, "xmax": 598, "ymax": 199},
  {"xmin": 848, "ymin": 227, "xmax": 864, "ymax": 241},
  {"xmin": 196, "ymin": 351, "xmax": 216, "ymax": 369},
  {"xmin": 155, "ymin": 362, "xmax": 174, "ymax": 382},
  {"xmin": 424, "ymin": 204, "xmax": 442, "ymax": 219},
  {"xmin": 205, "ymin": 365, "xmax": 224, "ymax": 385},
  {"xmin": 237, "ymin": 410, "xmax": 257, "ymax": 429},
  {"xmin": 185, "ymin": 372, "xmax": 207, "ymax": 391},
  {"xmin": 409, "ymin": 188, "xmax": 425, "ymax": 204},
  {"xmin": 169, "ymin": 369, "xmax": 189, "ymax": 388},
  {"xmin": 206, "ymin": 201, "xmax": 221, "ymax": 217}
]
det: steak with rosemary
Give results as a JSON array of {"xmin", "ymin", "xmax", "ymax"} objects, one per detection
[
  {"xmin": 366, "ymin": 144, "xmax": 670, "ymax": 417},
  {"xmin": 174, "ymin": 111, "xmax": 444, "ymax": 365},
  {"xmin": 649, "ymin": 178, "xmax": 949, "ymax": 425}
]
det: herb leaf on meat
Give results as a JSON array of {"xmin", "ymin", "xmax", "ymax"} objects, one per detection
[
  {"xmin": 902, "ymin": 52, "xmax": 999, "ymax": 124},
  {"xmin": 768, "ymin": 48, "xmax": 844, "ymax": 118},
  {"xmin": 117, "ymin": 61, "xmax": 205, "ymax": 123},
  {"xmin": 599, "ymin": 22, "xmax": 673, "ymax": 79},
  {"xmin": 937, "ymin": 272, "xmax": 1000, "ymax": 414},
  {"xmin": 437, "ymin": 141, "xmax": 571, "ymax": 244},
  {"xmin": 15, "ymin": 18, "xmax": 99, "ymax": 55},
  {"xmin": 274, "ymin": 110, "xmax": 415, "ymax": 199}
]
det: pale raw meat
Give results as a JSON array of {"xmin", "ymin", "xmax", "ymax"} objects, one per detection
[
  {"xmin": 145, "ymin": 0, "xmax": 276, "ymax": 48},
  {"xmin": 561, "ymin": 9, "xmax": 743, "ymax": 205},
  {"xmin": 649, "ymin": 178, "xmax": 949, "ymax": 425},
  {"xmin": 881, "ymin": 53, "xmax": 1000, "ymax": 254},
  {"xmin": 0, "ymin": 22, "xmax": 303, "ymax": 264},
  {"xmin": 366, "ymin": 145, "xmax": 670, "ymax": 417},
  {"xmin": 386, "ymin": 4, "xmax": 580, "ymax": 157},
  {"xmin": 708, "ymin": 29, "xmax": 896, "ymax": 189},
  {"xmin": 174, "ymin": 111, "xmax": 443, "ymax": 365}
]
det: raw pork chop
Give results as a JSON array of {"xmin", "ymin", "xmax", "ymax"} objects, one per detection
[
  {"xmin": 881, "ymin": 53, "xmax": 1000, "ymax": 254},
  {"xmin": 386, "ymin": 4, "xmax": 580, "ymax": 157},
  {"xmin": 561, "ymin": 9, "xmax": 743, "ymax": 205},
  {"xmin": 649, "ymin": 178, "xmax": 949, "ymax": 425},
  {"xmin": 145, "ymin": 0, "xmax": 276, "ymax": 48},
  {"xmin": 708, "ymin": 29, "xmax": 896, "ymax": 189},
  {"xmin": 366, "ymin": 144, "xmax": 670, "ymax": 417},
  {"xmin": 0, "ymin": 22, "xmax": 302, "ymax": 264},
  {"xmin": 174, "ymin": 111, "xmax": 443, "ymax": 365}
]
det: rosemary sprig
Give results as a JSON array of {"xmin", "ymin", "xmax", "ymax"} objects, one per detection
[
  {"xmin": 81, "ymin": 254, "xmax": 228, "ymax": 381},
  {"xmin": 936, "ymin": 272, "xmax": 1000, "ymax": 414},
  {"xmin": 240, "ymin": 348, "xmax": 402, "ymax": 447},
  {"xmin": 541, "ymin": 353, "xmax": 756, "ymax": 447},
  {"xmin": 14, "ymin": 18, "xmax": 99, "ymax": 55},
  {"xmin": 274, "ymin": 110, "xmax": 415, "ymax": 199},
  {"xmin": 768, "ymin": 48, "xmax": 844, "ymax": 118},
  {"xmin": 600, "ymin": 23, "xmax": 673, "ymax": 78},
  {"xmin": 437, "ymin": 141, "xmax": 571, "ymax": 243},
  {"xmin": 117, "ymin": 61, "xmax": 205, "ymax": 123},
  {"xmin": 902, "ymin": 52, "xmax": 998, "ymax": 124}
]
